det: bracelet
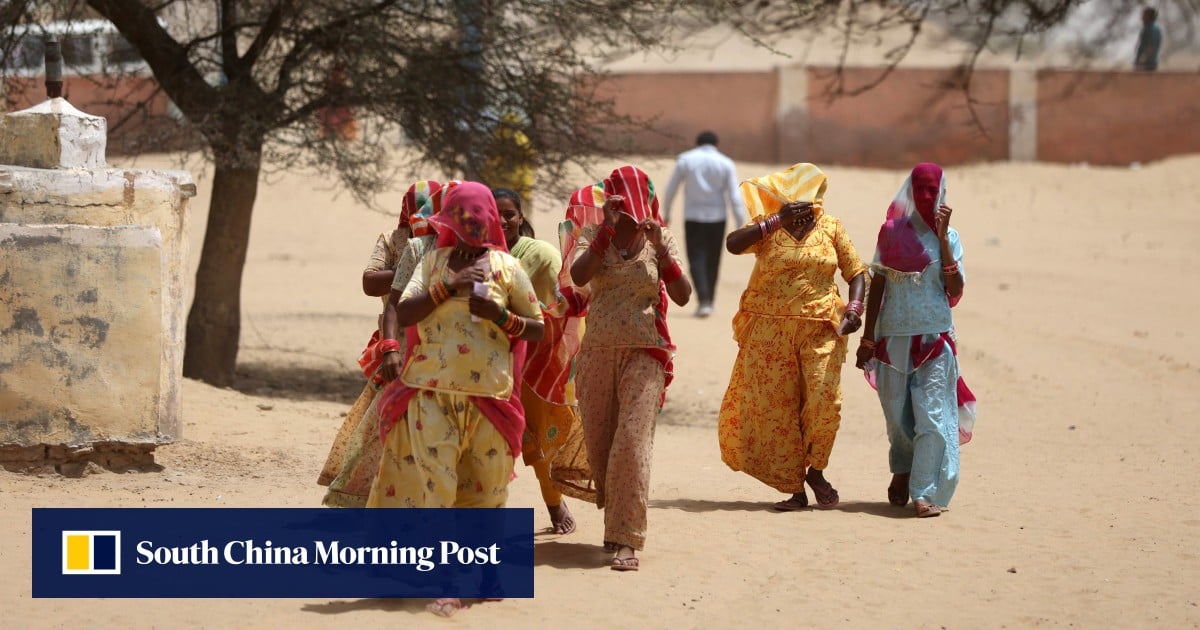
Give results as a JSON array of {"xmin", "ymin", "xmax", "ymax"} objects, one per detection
[
  {"xmin": 494, "ymin": 308, "xmax": 509, "ymax": 327},
  {"xmin": 378, "ymin": 338, "xmax": 401, "ymax": 355},
  {"xmin": 845, "ymin": 300, "xmax": 864, "ymax": 316},
  {"xmin": 756, "ymin": 220, "xmax": 768, "ymax": 240},
  {"xmin": 942, "ymin": 263, "xmax": 959, "ymax": 276},
  {"xmin": 429, "ymin": 280, "xmax": 450, "ymax": 304},
  {"xmin": 660, "ymin": 259, "xmax": 684, "ymax": 284},
  {"xmin": 500, "ymin": 313, "xmax": 526, "ymax": 337},
  {"xmin": 860, "ymin": 338, "xmax": 876, "ymax": 349},
  {"xmin": 765, "ymin": 214, "xmax": 783, "ymax": 233},
  {"xmin": 590, "ymin": 225, "xmax": 615, "ymax": 255}
]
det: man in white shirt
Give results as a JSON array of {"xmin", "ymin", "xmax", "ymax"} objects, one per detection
[{"xmin": 661, "ymin": 131, "xmax": 746, "ymax": 318}]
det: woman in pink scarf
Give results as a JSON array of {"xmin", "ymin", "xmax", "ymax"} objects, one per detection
[
  {"xmin": 367, "ymin": 181, "xmax": 544, "ymax": 513},
  {"xmin": 567, "ymin": 165, "xmax": 692, "ymax": 571},
  {"xmin": 856, "ymin": 163, "xmax": 977, "ymax": 518}
]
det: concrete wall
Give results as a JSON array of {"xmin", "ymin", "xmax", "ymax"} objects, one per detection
[{"xmin": 0, "ymin": 102, "xmax": 194, "ymax": 451}]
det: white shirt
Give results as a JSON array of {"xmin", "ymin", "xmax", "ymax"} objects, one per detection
[{"xmin": 660, "ymin": 145, "xmax": 746, "ymax": 225}]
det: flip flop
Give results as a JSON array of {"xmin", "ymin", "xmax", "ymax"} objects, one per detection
[
  {"xmin": 610, "ymin": 556, "xmax": 639, "ymax": 572},
  {"xmin": 771, "ymin": 494, "xmax": 809, "ymax": 511},
  {"xmin": 806, "ymin": 472, "xmax": 840, "ymax": 509}
]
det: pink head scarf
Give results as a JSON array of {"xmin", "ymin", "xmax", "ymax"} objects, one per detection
[
  {"xmin": 428, "ymin": 181, "xmax": 509, "ymax": 252},
  {"xmin": 601, "ymin": 164, "xmax": 663, "ymax": 225},
  {"xmin": 875, "ymin": 162, "xmax": 946, "ymax": 274}
]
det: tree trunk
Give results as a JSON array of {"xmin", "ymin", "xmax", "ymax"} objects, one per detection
[{"xmin": 182, "ymin": 146, "xmax": 262, "ymax": 386}]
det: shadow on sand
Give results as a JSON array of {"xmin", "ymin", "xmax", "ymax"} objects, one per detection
[{"xmin": 233, "ymin": 361, "xmax": 365, "ymax": 404}]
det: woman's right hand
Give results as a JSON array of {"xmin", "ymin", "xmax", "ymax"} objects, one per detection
[
  {"xmin": 602, "ymin": 195, "xmax": 625, "ymax": 228},
  {"xmin": 855, "ymin": 341, "xmax": 875, "ymax": 370},
  {"xmin": 445, "ymin": 261, "xmax": 487, "ymax": 291},
  {"xmin": 381, "ymin": 351, "xmax": 404, "ymax": 382},
  {"xmin": 778, "ymin": 201, "xmax": 814, "ymax": 226}
]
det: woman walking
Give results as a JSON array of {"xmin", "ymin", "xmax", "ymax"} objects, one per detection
[
  {"xmin": 718, "ymin": 163, "xmax": 868, "ymax": 511},
  {"xmin": 855, "ymin": 162, "xmax": 977, "ymax": 518},
  {"xmin": 567, "ymin": 165, "xmax": 692, "ymax": 571}
]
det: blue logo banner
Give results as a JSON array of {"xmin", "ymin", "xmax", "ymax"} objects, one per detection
[{"xmin": 33, "ymin": 508, "xmax": 534, "ymax": 598}]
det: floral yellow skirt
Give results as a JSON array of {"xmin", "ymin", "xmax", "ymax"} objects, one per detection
[{"xmin": 317, "ymin": 383, "xmax": 384, "ymax": 508}]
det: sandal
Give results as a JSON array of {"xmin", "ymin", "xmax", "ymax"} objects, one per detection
[
  {"xmin": 888, "ymin": 473, "xmax": 910, "ymax": 507},
  {"xmin": 772, "ymin": 493, "xmax": 809, "ymax": 511},
  {"xmin": 914, "ymin": 500, "xmax": 942, "ymax": 518},
  {"xmin": 610, "ymin": 556, "xmax": 639, "ymax": 572},
  {"xmin": 426, "ymin": 598, "xmax": 466, "ymax": 617},
  {"xmin": 805, "ymin": 470, "xmax": 840, "ymax": 509}
]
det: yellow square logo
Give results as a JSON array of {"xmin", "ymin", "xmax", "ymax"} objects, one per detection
[{"xmin": 61, "ymin": 531, "xmax": 121, "ymax": 575}]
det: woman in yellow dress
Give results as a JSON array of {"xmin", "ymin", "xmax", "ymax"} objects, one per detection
[
  {"xmin": 718, "ymin": 163, "xmax": 868, "ymax": 511},
  {"xmin": 368, "ymin": 181, "xmax": 544, "ymax": 510}
]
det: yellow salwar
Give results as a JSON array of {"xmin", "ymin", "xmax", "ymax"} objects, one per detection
[
  {"xmin": 366, "ymin": 390, "xmax": 514, "ymax": 508},
  {"xmin": 366, "ymin": 247, "xmax": 541, "ymax": 509},
  {"xmin": 718, "ymin": 163, "xmax": 867, "ymax": 494}
]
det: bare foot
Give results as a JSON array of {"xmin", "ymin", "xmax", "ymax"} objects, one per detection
[
  {"xmin": 426, "ymin": 598, "xmax": 466, "ymax": 617},
  {"xmin": 548, "ymin": 501, "xmax": 576, "ymax": 535},
  {"xmin": 914, "ymin": 500, "xmax": 942, "ymax": 518}
]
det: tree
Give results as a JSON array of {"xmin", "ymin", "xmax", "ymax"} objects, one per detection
[{"xmin": 3, "ymin": 0, "xmax": 1145, "ymax": 386}]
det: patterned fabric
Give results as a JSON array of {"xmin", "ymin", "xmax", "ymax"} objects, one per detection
[
  {"xmin": 575, "ymin": 347, "xmax": 665, "ymax": 551},
  {"xmin": 560, "ymin": 167, "xmax": 680, "ymax": 405},
  {"xmin": 366, "ymin": 390, "xmax": 514, "ymax": 508},
  {"xmin": 378, "ymin": 248, "xmax": 540, "ymax": 458},
  {"xmin": 508, "ymin": 236, "xmax": 561, "ymax": 308},
  {"xmin": 718, "ymin": 165, "xmax": 866, "ymax": 487},
  {"xmin": 400, "ymin": 179, "xmax": 442, "ymax": 235},
  {"xmin": 317, "ymin": 383, "xmax": 382, "ymax": 507},
  {"xmin": 719, "ymin": 318, "xmax": 848, "ymax": 492}
]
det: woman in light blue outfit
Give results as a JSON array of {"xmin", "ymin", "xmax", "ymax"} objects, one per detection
[{"xmin": 856, "ymin": 163, "xmax": 976, "ymax": 518}]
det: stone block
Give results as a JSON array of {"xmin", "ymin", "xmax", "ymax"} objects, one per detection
[
  {"xmin": 0, "ymin": 224, "xmax": 170, "ymax": 446},
  {"xmin": 0, "ymin": 98, "xmax": 106, "ymax": 169}
]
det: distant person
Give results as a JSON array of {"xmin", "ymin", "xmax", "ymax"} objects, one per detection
[
  {"xmin": 1135, "ymin": 7, "xmax": 1162, "ymax": 71},
  {"xmin": 661, "ymin": 131, "xmax": 746, "ymax": 318}
]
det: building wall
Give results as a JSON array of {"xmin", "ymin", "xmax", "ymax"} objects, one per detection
[{"xmin": 1036, "ymin": 70, "xmax": 1200, "ymax": 165}]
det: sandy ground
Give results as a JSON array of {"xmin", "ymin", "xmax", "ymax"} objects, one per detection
[{"xmin": 3, "ymin": 152, "xmax": 1200, "ymax": 628}]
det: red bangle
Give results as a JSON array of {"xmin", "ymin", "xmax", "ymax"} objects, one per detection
[
  {"xmin": 378, "ymin": 338, "xmax": 401, "ymax": 354},
  {"xmin": 845, "ymin": 300, "xmax": 864, "ymax": 316},
  {"xmin": 660, "ymin": 259, "xmax": 683, "ymax": 284},
  {"xmin": 591, "ymin": 225, "xmax": 614, "ymax": 254}
]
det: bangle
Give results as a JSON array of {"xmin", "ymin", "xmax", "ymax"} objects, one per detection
[
  {"xmin": 429, "ymin": 280, "xmax": 450, "ymax": 304},
  {"xmin": 590, "ymin": 225, "xmax": 614, "ymax": 255},
  {"xmin": 378, "ymin": 338, "xmax": 401, "ymax": 355},
  {"xmin": 942, "ymin": 263, "xmax": 959, "ymax": 276},
  {"xmin": 756, "ymin": 220, "xmax": 768, "ymax": 240},
  {"xmin": 500, "ymin": 313, "xmax": 525, "ymax": 337},
  {"xmin": 494, "ymin": 308, "xmax": 509, "ymax": 326},
  {"xmin": 660, "ymin": 259, "xmax": 683, "ymax": 284},
  {"xmin": 860, "ymin": 338, "xmax": 876, "ymax": 349},
  {"xmin": 845, "ymin": 300, "xmax": 864, "ymax": 316}
]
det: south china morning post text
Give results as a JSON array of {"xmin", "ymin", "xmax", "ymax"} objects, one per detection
[
  {"xmin": 32, "ymin": 508, "xmax": 535, "ymax": 598},
  {"xmin": 133, "ymin": 538, "xmax": 500, "ymax": 572}
]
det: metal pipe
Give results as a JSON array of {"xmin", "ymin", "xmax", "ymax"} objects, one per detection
[{"xmin": 45, "ymin": 39, "xmax": 63, "ymax": 99}]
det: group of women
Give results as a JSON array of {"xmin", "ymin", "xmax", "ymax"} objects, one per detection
[{"xmin": 316, "ymin": 160, "xmax": 977, "ymax": 608}]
